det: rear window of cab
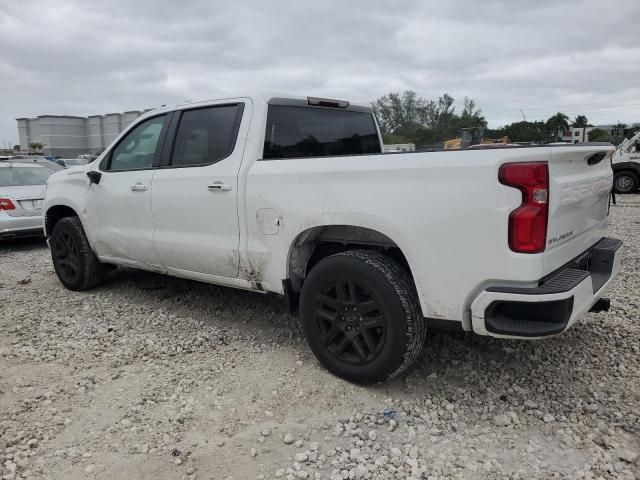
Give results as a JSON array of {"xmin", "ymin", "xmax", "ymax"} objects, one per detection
[{"xmin": 263, "ymin": 105, "xmax": 381, "ymax": 159}]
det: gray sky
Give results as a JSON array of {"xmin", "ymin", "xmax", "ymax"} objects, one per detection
[{"xmin": 1, "ymin": 0, "xmax": 639, "ymax": 145}]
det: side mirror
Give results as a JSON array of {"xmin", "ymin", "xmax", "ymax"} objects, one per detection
[{"xmin": 87, "ymin": 171, "xmax": 102, "ymax": 185}]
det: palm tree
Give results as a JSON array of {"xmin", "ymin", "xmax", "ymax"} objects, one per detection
[
  {"xmin": 546, "ymin": 113, "xmax": 570, "ymax": 141},
  {"xmin": 571, "ymin": 115, "xmax": 590, "ymax": 128},
  {"xmin": 571, "ymin": 115, "xmax": 591, "ymax": 143},
  {"xmin": 28, "ymin": 142, "xmax": 45, "ymax": 153}
]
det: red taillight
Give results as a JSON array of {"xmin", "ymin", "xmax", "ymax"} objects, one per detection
[
  {"xmin": 499, "ymin": 162, "xmax": 549, "ymax": 253},
  {"xmin": 0, "ymin": 198, "xmax": 15, "ymax": 210}
]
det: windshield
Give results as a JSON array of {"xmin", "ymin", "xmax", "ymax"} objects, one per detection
[{"xmin": 0, "ymin": 166, "xmax": 52, "ymax": 187}]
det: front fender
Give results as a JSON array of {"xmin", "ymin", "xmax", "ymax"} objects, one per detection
[
  {"xmin": 612, "ymin": 161, "xmax": 640, "ymax": 175},
  {"xmin": 43, "ymin": 169, "xmax": 91, "ymax": 239}
]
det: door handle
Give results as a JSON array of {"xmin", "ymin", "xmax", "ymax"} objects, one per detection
[
  {"xmin": 130, "ymin": 183, "xmax": 148, "ymax": 192},
  {"xmin": 208, "ymin": 182, "xmax": 232, "ymax": 192}
]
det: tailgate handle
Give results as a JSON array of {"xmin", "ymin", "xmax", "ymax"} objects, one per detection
[{"xmin": 587, "ymin": 152, "xmax": 607, "ymax": 165}]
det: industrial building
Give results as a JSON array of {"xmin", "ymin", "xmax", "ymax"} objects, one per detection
[{"xmin": 16, "ymin": 110, "xmax": 148, "ymax": 158}]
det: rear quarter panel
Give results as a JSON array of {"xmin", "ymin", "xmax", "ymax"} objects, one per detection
[{"xmin": 245, "ymin": 148, "xmax": 556, "ymax": 323}]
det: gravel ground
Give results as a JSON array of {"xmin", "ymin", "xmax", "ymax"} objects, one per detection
[{"xmin": 1, "ymin": 195, "xmax": 639, "ymax": 480}]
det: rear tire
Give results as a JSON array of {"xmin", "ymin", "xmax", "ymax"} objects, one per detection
[
  {"xmin": 50, "ymin": 217, "xmax": 105, "ymax": 291},
  {"xmin": 299, "ymin": 249, "xmax": 426, "ymax": 384},
  {"xmin": 613, "ymin": 171, "xmax": 639, "ymax": 194}
]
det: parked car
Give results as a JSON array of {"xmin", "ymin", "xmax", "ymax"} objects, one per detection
[
  {"xmin": 55, "ymin": 158, "xmax": 88, "ymax": 169},
  {"xmin": 0, "ymin": 162, "xmax": 52, "ymax": 240},
  {"xmin": 43, "ymin": 94, "xmax": 622, "ymax": 383},
  {"xmin": 0, "ymin": 156, "xmax": 64, "ymax": 173}
]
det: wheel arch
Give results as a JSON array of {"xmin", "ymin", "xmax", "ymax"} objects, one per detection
[
  {"xmin": 286, "ymin": 224, "xmax": 414, "ymax": 294},
  {"xmin": 297, "ymin": 248, "xmax": 427, "ymax": 383},
  {"xmin": 44, "ymin": 204, "xmax": 80, "ymax": 237},
  {"xmin": 612, "ymin": 161, "xmax": 640, "ymax": 176}
]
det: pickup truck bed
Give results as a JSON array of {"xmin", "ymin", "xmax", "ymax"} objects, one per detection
[{"xmin": 43, "ymin": 93, "xmax": 622, "ymax": 383}]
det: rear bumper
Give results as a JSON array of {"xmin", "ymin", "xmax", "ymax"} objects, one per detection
[
  {"xmin": 471, "ymin": 237, "xmax": 623, "ymax": 338},
  {"xmin": 0, "ymin": 214, "xmax": 44, "ymax": 240}
]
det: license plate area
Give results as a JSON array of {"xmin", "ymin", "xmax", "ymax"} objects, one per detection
[
  {"xmin": 571, "ymin": 251, "xmax": 591, "ymax": 272},
  {"xmin": 487, "ymin": 237, "xmax": 621, "ymax": 296},
  {"xmin": 16, "ymin": 199, "xmax": 44, "ymax": 211}
]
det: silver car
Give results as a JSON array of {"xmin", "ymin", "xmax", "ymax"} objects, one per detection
[
  {"xmin": 55, "ymin": 158, "xmax": 88, "ymax": 169},
  {"xmin": 0, "ymin": 162, "xmax": 53, "ymax": 240},
  {"xmin": 2, "ymin": 156, "xmax": 64, "ymax": 173}
]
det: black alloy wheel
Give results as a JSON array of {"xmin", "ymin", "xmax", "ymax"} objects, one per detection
[
  {"xmin": 300, "ymin": 249, "xmax": 426, "ymax": 383},
  {"xmin": 315, "ymin": 278, "xmax": 387, "ymax": 366},
  {"xmin": 50, "ymin": 216, "xmax": 105, "ymax": 291},
  {"xmin": 51, "ymin": 229, "xmax": 81, "ymax": 285}
]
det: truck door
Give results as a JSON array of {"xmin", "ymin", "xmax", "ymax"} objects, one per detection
[
  {"xmin": 85, "ymin": 114, "xmax": 168, "ymax": 266},
  {"xmin": 150, "ymin": 100, "xmax": 251, "ymax": 278}
]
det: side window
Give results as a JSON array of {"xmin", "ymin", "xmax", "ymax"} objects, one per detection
[
  {"xmin": 108, "ymin": 115, "xmax": 166, "ymax": 171},
  {"xmin": 171, "ymin": 104, "xmax": 242, "ymax": 167}
]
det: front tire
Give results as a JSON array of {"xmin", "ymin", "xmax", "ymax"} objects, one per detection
[
  {"xmin": 613, "ymin": 171, "xmax": 639, "ymax": 194},
  {"xmin": 300, "ymin": 250, "xmax": 426, "ymax": 383},
  {"xmin": 50, "ymin": 217, "xmax": 105, "ymax": 291}
]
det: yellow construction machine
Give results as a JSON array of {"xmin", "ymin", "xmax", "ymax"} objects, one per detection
[{"xmin": 444, "ymin": 127, "xmax": 509, "ymax": 150}]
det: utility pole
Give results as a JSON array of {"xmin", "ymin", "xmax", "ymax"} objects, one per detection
[{"xmin": 520, "ymin": 110, "xmax": 526, "ymax": 122}]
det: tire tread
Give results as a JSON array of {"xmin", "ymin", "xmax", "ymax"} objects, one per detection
[
  {"xmin": 613, "ymin": 170, "xmax": 639, "ymax": 194},
  {"xmin": 301, "ymin": 249, "xmax": 426, "ymax": 382},
  {"xmin": 339, "ymin": 250, "xmax": 426, "ymax": 379},
  {"xmin": 52, "ymin": 217, "xmax": 104, "ymax": 291}
]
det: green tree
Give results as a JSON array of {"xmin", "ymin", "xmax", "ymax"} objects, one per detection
[
  {"xmin": 460, "ymin": 97, "xmax": 487, "ymax": 127},
  {"xmin": 546, "ymin": 113, "xmax": 570, "ymax": 141},
  {"xmin": 372, "ymin": 90, "xmax": 429, "ymax": 136},
  {"xmin": 570, "ymin": 115, "xmax": 592, "ymax": 144},
  {"xmin": 587, "ymin": 128, "xmax": 614, "ymax": 143},
  {"xmin": 431, "ymin": 93, "xmax": 456, "ymax": 127},
  {"xmin": 445, "ymin": 97, "xmax": 487, "ymax": 141},
  {"xmin": 29, "ymin": 142, "xmax": 45, "ymax": 153},
  {"xmin": 490, "ymin": 121, "xmax": 550, "ymax": 142},
  {"xmin": 13, "ymin": 144, "xmax": 20, "ymax": 151},
  {"xmin": 381, "ymin": 133, "xmax": 410, "ymax": 144},
  {"xmin": 571, "ymin": 115, "xmax": 590, "ymax": 128},
  {"xmin": 372, "ymin": 91, "xmax": 487, "ymax": 147}
]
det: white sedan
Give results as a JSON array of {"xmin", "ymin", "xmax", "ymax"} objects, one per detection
[{"xmin": 0, "ymin": 162, "xmax": 51, "ymax": 240}]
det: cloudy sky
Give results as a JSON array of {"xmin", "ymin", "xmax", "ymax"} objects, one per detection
[{"xmin": 1, "ymin": 0, "xmax": 639, "ymax": 146}]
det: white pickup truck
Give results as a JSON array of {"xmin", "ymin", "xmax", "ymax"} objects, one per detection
[
  {"xmin": 43, "ymin": 94, "xmax": 622, "ymax": 383},
  {"xmin": 611, "ymin": 130, "xmax": 640, "ymax": 194}
]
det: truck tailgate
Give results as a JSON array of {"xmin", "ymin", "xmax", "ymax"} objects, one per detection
[{"xmin": 544, "ymin": 145, "xmax": 615, "ymax": 276}]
